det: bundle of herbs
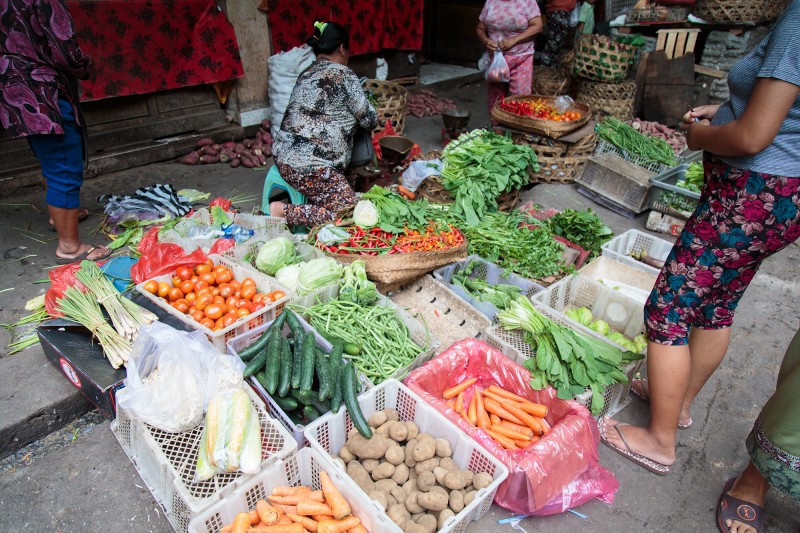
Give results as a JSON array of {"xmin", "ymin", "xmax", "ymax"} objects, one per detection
[{"xmin": 545, "ymin": 208, "xmax": 613, "ymax": 259}]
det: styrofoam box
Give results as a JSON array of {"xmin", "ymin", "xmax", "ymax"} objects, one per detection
[
  {"xmin": 303, "ymin": 379, "xmax": 509, "ymax": 533},
  {"xmin": 601, "ymin": 228, "xmax": 675, "ymax": 276},
  {"xmin": 134, "ymin": 254, "xmax": 290, "ymax": 352},
  {"xmin": 188, "ymin": 447, "xmax": 382, "ymax": 533},
  {"xmin": 578, "ymin": 256, "xmax": 657, "ymax": 306},
  {"xmin": 227, "ymin": 314, "xmax": 372, "ymax": 448},
  {"xmin": 110, "ymin": 385, "xmax": 296, "ymax": 533},
  {"xmin": 433, "ymin": 254, "xmax": 545, "ymax": 322}
]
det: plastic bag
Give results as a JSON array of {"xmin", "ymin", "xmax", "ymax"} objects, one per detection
[
  {"xmin": 486, "ymin": 51, "xmax": 511, "ymax": 83},
  {"xmin": 116, "ymin": 322, "xmax": 245, "ymax": 433},
  {"xmin": 405, "ymin": 339, "xmax": 619, "ymax": 515},
  {"xmin": 569, "ymin": 2, "xmax": 581, "ymax": 26},
  {"xmin": 129, "ymin": 227, "xmax": 208, "ymax": 284},
  {"xmin": 268, "ymin": 45, "xmax": 316, "ymax": 137},
  {"xmin": 401, "ymin": 158, "xmax": 442, "ymax": 192},
  {"xmin": 554, "ymin": 95, "xmax": 576, "ymax": 113}
]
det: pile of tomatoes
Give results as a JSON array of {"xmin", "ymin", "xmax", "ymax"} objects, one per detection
[
  {"xmin": 142, "ymin": 259, "xmax": 285, "ymax": 332},
  {"xmin": 498, "ymin": 98, "xmax": 582, "ymax": 122}
]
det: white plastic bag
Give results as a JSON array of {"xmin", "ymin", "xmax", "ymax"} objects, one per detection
[
  {"xmin": 569, "ymin": 2, "xmax": 582, "ymax": 27},
  {"xmin": 401, "ymin": 159, "xmax": 443, "ymax": 192},
  {"xmin": 485, "ymin": 50, "xmax": 511, "ymax": 83},
  {"xmin": 267, "ymin": 45, "xmax": 316, "ymax": 137}
]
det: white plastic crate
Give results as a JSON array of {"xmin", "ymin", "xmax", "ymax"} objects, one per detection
[
  {"xmin": 578, "ymin": 256, "xmax": 657, "ymax": 306},
  {"xmin": 110, "ymin": 385, "xmax": 296, "ymax": 533},
  {"xmin": 601, "ymin": 228, "xmax": 675, "ymax": 276},
  {"xmin": 594, "ymin": 139, "xmax": 670, "ymax": 174},
  {"xmin": 134, "ymin": 254, "xmax": 290, "ymax": 352},
  {"xmin": 227, "ymin": 314, "xmax": 372, "ymax": 448},
  {"xmin": 303, "ymin": 379, "xmax": 509, "ymax": 533},
  {"xmin": 432, "ymin": 255, "xmax": 545, "ymax": 322},
  {"xmin": 159, "ymin": 208, "xmax": 290, "ymax": 253},
  {"xmin": 188, "ymin": 447, "xmax": 382, "ymax": 533}
]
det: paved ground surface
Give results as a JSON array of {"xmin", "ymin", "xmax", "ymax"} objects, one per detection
[{"xmin": 1, "ymin": 80, "xmax": 799, "ymax": 532}]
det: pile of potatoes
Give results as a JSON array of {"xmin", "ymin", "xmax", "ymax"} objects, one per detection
[
  {"xmin": 332, "ymin": 409, "xmax": 493, "ymax": 533},
  {"xmin": 179, "ymin": 119, "xmax": 273, "ymax": 168}
]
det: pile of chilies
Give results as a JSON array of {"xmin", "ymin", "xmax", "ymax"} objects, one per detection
[
  {"xmin": 319, "ymin": 224, "xmax": 464, "ymax": 255},
  {"xmin": 498, "ymin": 97, "xmax": 582, "ymax": 121}
]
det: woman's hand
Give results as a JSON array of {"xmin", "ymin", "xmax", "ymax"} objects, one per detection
[
  {"xmin": 685, "ymin": 120, "xmax": 711, "ymax": 151},
  {"xmin": 485, "ymin": 39, "xmax": 500, "ymax": 51},
  {"xmin": 681, "ymin": 104, "xmax": 719, "ymax": 130},
  {"xmin": 498, "ymin": 38, "xmax": 517, "ymax": 51}
]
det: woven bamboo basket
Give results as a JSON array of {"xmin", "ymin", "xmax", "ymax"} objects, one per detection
[
  {"xmin": 507, "ymin": 129, "xmax": 597, "ymax": 184},
  {"xmin": 576, "ymin": 79, "xmax": 636, "ymax": 120},
  {"xmin": 572, "ymin": 35, "xmax": 637, "ymax": 84},
  {"xmin": 695, "ymin": 0, "xmax": 789, "ymax": 23},
  {"xmin": 532, "ymin": 66, "xmax": 571, "ymax": 96},
  {"xmin": 416, "ymin": 176, "xmax": 521, "ymax": 212},
  {"xmin": 364, "ymin": 79, "xmax": 408, "ymax": 134},
  {"xmin": 490, "ymin": 95, "xmax": 591, "ymax": 139}
]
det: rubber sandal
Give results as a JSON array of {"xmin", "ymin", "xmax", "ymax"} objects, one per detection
[
  {"xmin": 717, "ymin": 477, "xmax": 764, "ymax": 533},
  {"xmin": 630, "ymin": 379, "xmax": 693, "ymax": 430},
  {"xmin": 55, "ymin": 245, "xmax": 111, "ymax": 265},
  {"xmin": 598, "ymin": 418, "xmax": 671, "ymax": 476},
  {"xmin": 50, "ymin": 208, "xmax": 90, "ymax": 231}
]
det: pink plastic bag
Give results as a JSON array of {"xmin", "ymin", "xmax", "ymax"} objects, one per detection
[
  {"xmin": 404, "ymin": 339, "xmax": 618, "ymax": 515},
  {"xmin": 486, "ymin": 51, "xmax": 511, "ymax": 83}
]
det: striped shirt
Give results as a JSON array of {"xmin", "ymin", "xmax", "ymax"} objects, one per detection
[{"xmin": 712, "ymin": 0, "xmax": 800, "ymax": 176}]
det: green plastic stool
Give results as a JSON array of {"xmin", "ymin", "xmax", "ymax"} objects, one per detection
[{"xmin": 261, "ymin": 165, "xmax": 306, "ymax": 212}]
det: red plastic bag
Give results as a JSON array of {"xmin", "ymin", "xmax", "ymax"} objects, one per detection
[
  {"xmin": 129, "ymin": 227, "xmax": 207, "ymax": 284},
  {"xmin": 404, "ymin": 339, "xmax": 618, "ymax": 515},
  {"xmin": 45, "ymin": 262, "xmax": 90, "ymax": 316}
]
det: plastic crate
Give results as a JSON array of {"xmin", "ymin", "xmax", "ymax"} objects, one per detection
[
  {"xmin": 389, "ymin": 275, "xmax": 491, "ymax": 353},
  {"xmin": 575, "ymin": 152, "xmax": 657, "ymax": 217},
  {"xmin": 297, "ymin": 294, "xmax": 439, "ymax": 384},
  {"xmin": 160, "ymin": 208, "xmax": 290, "ymax": 253},
  {"xmin": 134, "ymin": 254, "xmax": 290, "ymax": 352},
  {"xmin": 433, "ymin": 255, "xmax": 545, "ymax": 322},
  {"xmin": 227, "ymin": 315, "xmax": 372, "ymax": 448},
  {"xmin": 649, "ymin": 163, "xmax": 701, "ymax": 220},
  {"xmin": 188, "ymin": 447, "xmax": 382, "ymax": 533},
  {"xmin": 303, "ymin": 379, "xmax": 509, "ymax": 533},
  {"xmin": 601, "ymin": 229, "xmax": 675, "ymax": 276},
  {"xmin": 578, "ymin": 256, "xmax": 658, "ymax": 306},
  {"xmin": 110, "ymin": 385, "xmax": 296, "ymax": 533},
  {"xmin": 594, "ymin": 139, "xmax": 670, "ymax": 174}
]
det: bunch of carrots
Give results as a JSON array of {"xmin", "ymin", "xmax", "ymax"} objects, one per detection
[
  {"xmin": 221, "ymin": 471, "xmax": 367, "ymax": 533},
  {"xmin": 442, "ymin": 378, "xmax": 550, "ymax": 451}
]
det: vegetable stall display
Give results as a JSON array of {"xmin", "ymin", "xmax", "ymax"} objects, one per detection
[
  {"xmin": 565, "ymin": 306, "xmax": 648, "ymax": 353},
  {"xmin": 497, "ymin": 98, "xmax": 583, "ymax": 122}
]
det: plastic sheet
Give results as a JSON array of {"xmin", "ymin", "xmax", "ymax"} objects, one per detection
[
  {"xmin": 129, "ymin": 227, "xmax": 207, "ymax": 284},
  {"xmin": 404, "ymin": 339, "xmax": 618, "ymax": 515}
]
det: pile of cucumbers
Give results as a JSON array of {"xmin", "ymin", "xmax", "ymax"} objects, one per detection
[{"xmin": 237, "ymin": 309, "xmax": 372, "ymax": 437}]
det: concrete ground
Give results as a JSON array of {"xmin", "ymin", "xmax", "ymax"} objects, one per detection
[{"xmin": 1, "ymin": 80, "xmax": 799, "ymax": 532}]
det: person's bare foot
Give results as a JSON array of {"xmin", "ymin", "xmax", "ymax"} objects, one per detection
[
  {"xmin": 631, "ymin": 379, "xmax": 693, "ymax": 428},
  {"xmin": 56, "ymin": 242, "xmax": 111, "ymax": 261},
  {"xmin": 723, "ymin": 464, "xmax": 769, "ymax": 533},
  {"xmin": 269, "ymin": 201, "xmax": 286, "ymax": 218},
  {"xmin": 602, "ymin": 417, "xmax": 676, "ymax": 466}
]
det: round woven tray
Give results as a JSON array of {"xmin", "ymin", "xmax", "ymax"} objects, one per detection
[
  {"xmin": 695, "ymin": 0, "xmax": 789, "ymax": 23},
  {"xmin": 508, "ymin": 129, "xmax": 597, "ymax": 184},
  {"xmin": 572, "ymin": 35, "xmax": 637, "ymax": 84},
  {"xmin": 532, "ymin": 67, "xmax": 571, "ymax": 96},
  {"xmin": 490, "ymin": 96, "xmax": 591, "ymax": 139},
  {"xmin": 576, "ymin": 79, "xmax": 636, "ymax": 120},
  {"xmin": 364, "ymin": 79, "xmax": 408, "ymax": 134}
]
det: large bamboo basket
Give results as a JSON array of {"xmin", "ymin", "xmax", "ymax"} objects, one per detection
[
  {"xmin": 490, "ymin": 95, "xmax": 590, "ymax": 139},
  {"xmin": 364, "ymin": 79, "xmax": 408, "ymax": 134}
]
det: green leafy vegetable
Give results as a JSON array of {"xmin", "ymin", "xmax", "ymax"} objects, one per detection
[
  {"xmin": 360, "ymin": 186, "xmax": 432, "ymax": 234},
  {"xmin": 597, "ymin": 117, "xmax": 677, "ymax": 167},
  {"xmin": 546, "ymin": 208, "xmax": 613, "ymax": 259},
  {"xmin": 451, "ymin": 260, "xmax": 521, "ymax": 311},
  {"xmin": 297, "ymin": 257, "xmax": 342, "ymax": 296},
  {"xmin": 255, "ymin": 237, "xmax": 296, "ymax": 276}
]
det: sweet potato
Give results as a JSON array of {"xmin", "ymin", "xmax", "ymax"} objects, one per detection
[
  {"xmin": 200, "ymin": 154, "xmax": 220, "ymax": 164},
  {"xmin": 180, "ymin": 151, "xmax": 200, "ymax": 165},
  {"xmin": 239, "ymin": 156, "xmax": 256, "ymax": 168},
  {"xmin": 230, "ymin": 158, "xmax": 241, "ymax": 168},
  {"xmin": 195, "ymin": 137, "xmax": 214, "ymax": 148},
  {"xmin": 243, "ymin": 138, "xmax": 255, "ymax": 149},
  {"xmin": 222, "ymin": 141, "xmax": 237, "ymax": 150},
  {"xmin": 260, "ymin": 119, "xmax": 272, "ymax": 131}
]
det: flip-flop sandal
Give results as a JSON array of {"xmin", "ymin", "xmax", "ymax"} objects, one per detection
[
  {"xmin": 55, "ymin": 245, "xmax": 111, "ymax": 265},
  {"xmin": 49, "ymin": 208, "xmax": 90, "ymax": 231},
  {"xmin": 598, "ymin": 418, "xmax": 671, "ymax": 476},
  {"xmin": 630, "ymin": 379, "xmax": 693, "ymax": 430},
  {"xmin": 717, "ymin": 477, "xmax": 764, "ymax": 533}
]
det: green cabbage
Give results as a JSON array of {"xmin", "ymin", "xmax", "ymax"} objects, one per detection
[
  {"xmin": 255, "ymin": 237, "xmax": 295, "ymax": 276},
  {"xmin": 606, "ymin": 331, "xmax": 627, "ymax": 346},
  {"xmin": 353, "ymin": 199, "xmax": 379, "ymax": 227},
  {"xmin": 589, "ymin": 319, "xmax": 610, "ymax": 335},
  {"xmin": 297, "ymin": 257, "xmax": 342, "ymax": 295},
  {"xmin": 633, "ymin": 334, "xmax": 648, "ymax": 353},
  {"xmin": 275, "ymin": 264, "xmax": 302, "ymax": 294}
]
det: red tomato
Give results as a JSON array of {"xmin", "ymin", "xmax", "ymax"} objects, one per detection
[
  {"xmin": 204, "ymin": 304, "xmax": 224, "ymax": 321},
  {"xmin": 240, "ymin": 285, "xmax": 256, "ymax": 301},
  {"xmin": 271, "ymin": 290, "xmax": 286, "ymax": 301},
  {"xmin": 195, "ymin": 294, "xmax": 212, "ymax": 311},
  {"xmin": 172, "ymin": 276, "xmax": 183, "ymax": 288},
  {"xmin": 251, "ymin": 293, "xmax": 265, "ymax": 305},
  {"xmin": 215, "ymin": 268, "xmax": 233, "ymax": 284},
  {"xmin": 218, "ymin": 283, "xmax": 233, "ymax": 298},
  {"xmin": 184, "ymin": 291, "xmax": 197, "ymax": 303},
  {"xmin": 241, "ymin": 277, "xmax": 256, "ymax": 289},
  {"xmin": 200, "ymin": 272, "xmax": 216, "ymax": 286},
  {"xmin": 168, "ymin": 288, "xmax": 184, "ymax": 302},
  {"xmin": 176, "ymin": 266, "xmax": 193, "ymax": 281},
  {"xmin": 236, "ymin": 308, "xmax": 250, "ymax": 318},
  {"xmin": 194, "ymin": 280, "xmax": 209, "ymax": 292},
  {"xmin": 222, "ymin": 313, "xmax": 237, "ymax": 327},
  {"xmin": 225, "ymin": 296, "xmax": 239, "ymax": 310},
  {"xmin": 213, "ymin": 295, "xmax": 226, "ymax": 305},
  {"xmin": 179, "ymin": 280, "xmax": 195, "ymax": 295},
  {"xmin": 195, "ymin": 264, "xmax": 211, "ymax": 276},
  {"xmin": 200, "ymin": 317, "xmax": 215, "ymax": 329},
  {"xmin": 143, "ymin": 280, "xmax": 159, "ymax": 295},
  {"xmin": 191, "ymin": 310, "xmax": 205, "ymax": 322}
]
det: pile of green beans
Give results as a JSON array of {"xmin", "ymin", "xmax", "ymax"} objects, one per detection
[
  {"xmin": 294, "ymin": 299, "xmax": 424, "ymax": 384},
  {"xmin": 596, "ymin": 117, "xmax": 677, "ymax": 166}
]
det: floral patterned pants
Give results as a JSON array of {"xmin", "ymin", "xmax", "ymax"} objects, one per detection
[
  {"xmin": 275, "ymin": 163, "xmax": 357, "ymax": 227},
  {"xmin": 540, "ymin": 10, "xmax": 571, "ymax": 68},
  {"xmin": 645, "ymin": 154, "xmax": 800, "ymax": 345}
]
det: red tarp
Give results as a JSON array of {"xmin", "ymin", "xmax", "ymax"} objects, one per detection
[
  {"xmin": 67, "ymin": 0, "xmax": 244, "ymax": 101},
  {"xmin": 266, "ymin": 0, "xmax": 423, "ymax": 56}
]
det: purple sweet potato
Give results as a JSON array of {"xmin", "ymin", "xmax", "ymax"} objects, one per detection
[
  {"xmin": 199, "ymin": 154, "xmax": 220, "ymax": 164},
  {"xmin": 260, "ymin": 119, "xmax": 272, "ymax": 131},
  {"xmin": 180, "ymin": 151, "xmax": 200, "ymax": 165},
  {"xmin": 200, "ymin": 145, "xmax": 220, "ymax": 156},
  {"xmin": 239, "ymin": 156, "xmax": 255, "ymax": 168},
  {"xmin": 243, "ymin": 138, "xmax": 254, "ymax": 149},
  {"xmin": 230, "ymin": 158, "xmax": 241, "ymax": 168},
  {"xmin": 254, "ymin": 152, "xmax": 267, "ymax": 166},
  {"xmin": 233, "ymin": 143, "xmax": 248, "ymax": 155},
  {"xmin": 195, "ymin": 137, "xmax": 214, "ymax": 149},
  {"xmin": 221, "ymin": 141, "xmax": 236, "ymax": 150}
]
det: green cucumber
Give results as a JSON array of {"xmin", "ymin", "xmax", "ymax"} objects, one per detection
[
  {"xmin": 315, "ymin": 349, "xmax": 332, "ymax": 402},
  {"xmin": 278, "ymin": 336, "xmax": 292, "ymax": 397},
  {"xmin": 272, "ymin": 395, "xmax": 299, "ymax": 412},
  {"xmin": 291, "ymin": 389, "xmax": 329, "ymax": 414},
  {"xmin": 243, "ymin": 346, "xmax": 268, "ymax": 378},
  {"xmin": 291, "ymin": 328, "xmax": 304, "ymax": 389},
  {"xmin": 284, "ymin": 309, "xmax": 303, "ymax": 338},
  {"xmin": 300, "ymin": 330, "xmax": 316, "ymax": 391},
  {"xmin": 342, "ymin": 361, "xmax": 371, "ymax": 438},
  {"xmin": 329, "ymin": 339, "xmax": 343, "ymax": 413},
  {"xmin": 343, "ymin": 342, "xmax": 361, "ymax": 356},
  {"xmin": 254, "ymin": 371, "xmax": 269, "ymax": 392},
  {"xmin": 303, "ymin": 404, "xmax": 321, "ymax": 423},
  {"xmin": 264, "ymin": 334, "xmax": 282, "ymax": 395}
]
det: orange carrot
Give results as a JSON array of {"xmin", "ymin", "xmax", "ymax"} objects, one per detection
[
  {"xmin": 268, "ymin": 491, "xmax": 324, "ymax": 505},
  {"xmin": 276, "ymin": 516, "xmax": 295, "ymax": 525},
  {"xmin": 347, "ymin": 525, "xmax": 368, "ymax": 533},
  {"xmin": 487, "ymin": 429, "xmax": 517, "ymax": 450},
  {"xmin": 231, "ymin": 512, "xmax": 252, "ymax": 533},
  {"xmin": 499, "ymin": 420, "xmax": 534, "ymax": 438},
  {"xmin": 249, "ymin": 509, "xmax": 263, "ymax": 525},
  {"xmin": 446, "ymin": 398, "xmax": 456, "ymax": 410},
  {"xmin": 271, "ymin": 486, "xmax": 311, "ymax": 497},
  {"xmin": 317, "ymin": 515, "xmax": 361, "ymax": 533},
  {"xmin": 487, "ymin": 385, "xmax": 538, "ymax": 405},
  {"xmin": 475, "ymin": 390, "xmax": 490, "ymax": 430},
  {"xmin": 270, "ymin": 504, "xmax": 297, "ymax": 515},
  {"xmin": 222, "ymin": 526, "xmax": 232, "ymax": 533},
  {"xmin": 256, "ymin": 501, "xmax": 282, "ymax": 525},
  {"xmin": 443, "ymin": 377, "xmax": 477, "ymax": 399},
  {"xmin": 483, "ymin": 398, "xmax": 524, "ymax": 425},
  {"xmin": 297, "ymin": 499, "xmax": 333, "ymax": 517},
  {"xmin": 539, "ymin": 417, "xmax": 551, "ymax": 434},
  {"xmin": 459, "ymin": 407, "xmax": 471, "ymax": 425},
  {"xmin": 287, "ymin": 514, "xmax": 319, "ymax": 532},
  {"xmin": 481, "ymin": 388, "xmax": 523, "ymax": 407},
  {"xmin": 489, "ymin": 413, "xmax": 501, "ymax": 426},
  {"xmin": 467, "ymin": 392, "xmax": 478, "ymax": 425},
  {"xmin": 517, "ymin": 402, "xmax": 549, "ymax": 418},
  {"xmin": 512, "ymin": 438, "xmax": 534, "ymax": 449},
  {"xmin": 313, "ymin": 515, "xmax": 332, "ymax": 523},
  {"xmin": 490, "ymin": 424, "xmax": 533, "ymax": 441},
  {"xmin": 246, "ymin": 524, "xmax": 304, "ymax": 533},
  {"xmin": 319, "ymin": 471, "xmax": 351, "ymax": 520},
  {"xmin": 499, "ymin": 401, "xmax": 543, "ymax": 434},
  {"xmin": 454, "ymin": 391, "xmax": 464, "ymax": 414}
]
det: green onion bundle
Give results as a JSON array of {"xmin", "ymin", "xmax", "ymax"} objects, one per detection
[{"xmin": 597, "ymin": 117, "xmax": 677, "ymax": 167}]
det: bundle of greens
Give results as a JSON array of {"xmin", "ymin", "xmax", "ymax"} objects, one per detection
[
  {"xmin": 677, "ymin": 161, "xmax": 704, "ymax": 193},
  {"xmin": 451, "ymin": 260, "xmax": 521, "ymax": 311},
  {"xmin": 359, "ymin": 186, "xmax": 432, "ymax": 233},
  {"xmin": 597, "ymin": 117, "xmax": 677, "ymax": 167},
  {"xmin": 440, "ymin": 129, "xmax": 539, "ymax": 226},
  {"xmin": 498, "ymin": 296, "xmax": 643, "ymax": 415},
  {"xmin": 546, "ymin": 208, "xmax": 613, "ymax": 259}
]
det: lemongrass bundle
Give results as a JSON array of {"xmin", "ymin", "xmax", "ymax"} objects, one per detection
[
  {"xmin": 56, "ymin": 286, "xmax": 131, "ymax": 368},
  {"xmin": 75, "ymin": 260, "xmax": 157, "ymax": 341}
]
